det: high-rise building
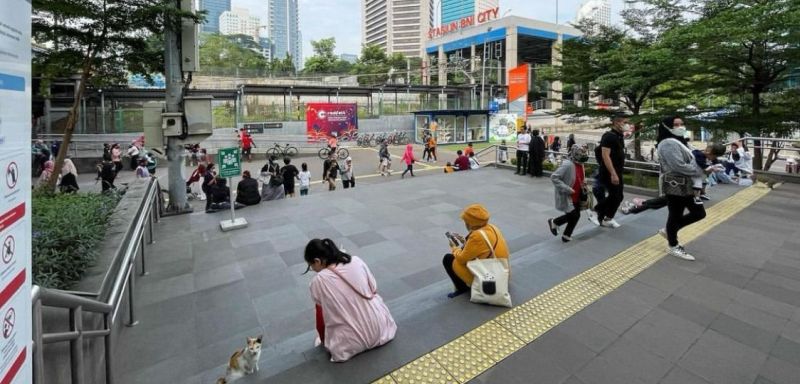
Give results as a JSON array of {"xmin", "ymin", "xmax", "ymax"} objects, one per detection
[
  {"xmin": 361, "ymin": 0, "xmax": 435, "ymax": 58},
  {"xmin": 576, "ymin": 0, "xmax": 611, "ymax": 27},
  {"xmin": 200, "ymin": 0, "xmax": 231, "ymax": 33},
  {"xmin": 440, "ymin": 0, "xmax": 499, "ymax": 25},
  {"xmin": 268, "ymin": 0, "xmax": 302, "ymax": 70},
  {"xmin": 219, "ymin": 8, "xmax": 262, "ymax": 40}
]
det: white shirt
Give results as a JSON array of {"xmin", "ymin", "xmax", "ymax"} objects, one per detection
[
  {"xmin": 730, "ymin": 147, "xmax": 753, "ymax": 175},
  {"xmin": 299, "ymin": 171, "xmax": 311, "ymax": 188},
  {"xmin": 127, "ymin": 146, "xmax": 140, "ymax": 157},
  {"xmin": 517, "ymin": 133, "xmax": 531, "ymax": 151}
]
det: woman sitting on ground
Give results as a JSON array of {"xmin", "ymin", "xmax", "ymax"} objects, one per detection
[
  {"xmin": 303, "ymin": 238, "xmax": 397, "ymax": 362},
  {"xmin": 442, "ymin": 204, "xmax": 509, "ymax": 298},
  {"xmin": 235, "ymin": 170, "xmax": 261, "ymax": 206}
]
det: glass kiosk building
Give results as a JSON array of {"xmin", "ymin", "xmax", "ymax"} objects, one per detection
[{"xmin": 413, "ymin": 110, "xmax": 490, "ymax": 144}]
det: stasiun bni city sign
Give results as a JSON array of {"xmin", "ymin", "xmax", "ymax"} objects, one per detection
[{"xmin": 428, "ymin": 7, "xmax": 500, "ymax": 39}]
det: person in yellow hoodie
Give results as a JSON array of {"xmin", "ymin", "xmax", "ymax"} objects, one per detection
[{"xmin": 442, "ymin": 204, "xmax": 510, "ymax": 298}]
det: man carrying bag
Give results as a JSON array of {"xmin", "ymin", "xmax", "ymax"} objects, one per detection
[{"xmin": 442, "ymin": 204, "xmax": 512, "ymax": 307}]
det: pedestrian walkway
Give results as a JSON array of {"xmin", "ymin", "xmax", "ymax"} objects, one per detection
[{"xmin": 111, "ymin": 165, "xmax": 798, "ymax": 384}]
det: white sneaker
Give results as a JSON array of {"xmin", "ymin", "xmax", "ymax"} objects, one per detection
[
  {"xmin": 658, "ymin": 228, "xmax": 668, "ymax": 240},
  {"xmin": 601, "ymin": 218, "xmax": 621, "ymax": 228},
  {"xmin": 620, "ymin": 201, "xmax": 633, "ymax": 215},
  {"xmin": 587, "ymin": 211, "xmax": 600, "ymax": 226},
  {"xmin": 669, "ymin": 245, "xmax": 695, "ymax": 261}
]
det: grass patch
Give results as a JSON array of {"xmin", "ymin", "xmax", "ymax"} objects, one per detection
[{"xmin": 32, "ymin": 192, "xmax": 120, "ymax": 289}]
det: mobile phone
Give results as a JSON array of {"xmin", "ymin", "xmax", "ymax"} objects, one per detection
[{"xmin": 445, "ymin": 232, "xmax": 459, "ymax": 244}]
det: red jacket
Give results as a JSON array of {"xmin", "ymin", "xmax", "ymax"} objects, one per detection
[{"xmin": 454, "ymin": 155, "xmax": 470, "ymax": 170}]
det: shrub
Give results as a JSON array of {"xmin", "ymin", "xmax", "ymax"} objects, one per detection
[{"xmin": 32, "ymin": 192, "xmax": 120, "ymax": 289}]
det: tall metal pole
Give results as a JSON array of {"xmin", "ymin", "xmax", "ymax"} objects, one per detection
[
  {"xmin": 100, "ymin": 89, "xmax": 106, "ymax": 133},
  {"xmin": 481, "ymin": 39, "xmax": 487, "ymax": 109},
  {"xmin": 164, "ymin": 0, "xmax": 190, "ymax": 213}
]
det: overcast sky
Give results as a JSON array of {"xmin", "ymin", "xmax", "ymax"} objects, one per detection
[{"xmin": 233, "ymin": 0, "xmax": 627, "ymax": 60}]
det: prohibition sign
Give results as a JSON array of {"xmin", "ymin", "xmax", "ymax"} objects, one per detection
[
  {"xmin": 3, "ymin": 307, "xmax": 15, "ymax": 339},
  {"xmin": 1, "ymin": 235, "xmax": 13, "ymax": 264},
  {"xmin": 6, "ymin": 162, "xmax": 18, "ymax": 189}
]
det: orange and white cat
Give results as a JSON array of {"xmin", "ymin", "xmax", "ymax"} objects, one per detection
[{"xmin": 216, "ymin": 335, "xmax": 262, "ymax": 383}]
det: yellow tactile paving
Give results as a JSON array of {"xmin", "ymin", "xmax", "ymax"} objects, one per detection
[{"xmin": 375, "ymin": 184, "xmax": 770, "ymax": 383}]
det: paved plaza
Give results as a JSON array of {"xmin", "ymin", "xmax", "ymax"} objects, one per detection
[{"xmin": 112, "ymin": 165, "xmax": 800, "ymax": 384}]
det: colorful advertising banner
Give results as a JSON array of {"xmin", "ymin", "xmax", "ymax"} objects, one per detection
[
  {"xmin": 508, "ymin": 64, "xmax": 529, "ymax": 118},
  {"xmin": 489, "ymin": 113, "xmax": 518, "ymax": 143},
  {"xmin": 306, "ymin": 103, "xmax": 358, "ymax": 143},
  {"xmin": 0, "ymin": 1, "xmax": 32, "ymax": 383}
]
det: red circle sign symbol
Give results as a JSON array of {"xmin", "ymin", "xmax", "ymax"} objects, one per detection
[
  {"xmin": 2, "ymin": 235, "xmax": 13, "ymax": 264},
  {"xmin": 6, "ymin": 162, "xmax": 18, "ymax": 189},
  {"xmin": 3, "ymin": 307, "xmax": 15, "ymax": 339}
]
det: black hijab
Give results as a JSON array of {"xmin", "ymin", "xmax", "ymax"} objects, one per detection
[{"xmin": 656, "ymin": 116, "xmax": 688, "ymax": 146}]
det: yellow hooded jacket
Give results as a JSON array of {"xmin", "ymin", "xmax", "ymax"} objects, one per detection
[{"xmin": 450, "ymin": 205, "xmax": 510, "ymax": 286}]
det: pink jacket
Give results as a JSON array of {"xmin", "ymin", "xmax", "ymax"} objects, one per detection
[
  {"xmin": 401, "ymin": 144, "xmax": 415, "ymax": 165},
  {"xmin": 310, "ymin": 256, "xmax": 397, "ymax": 362}
]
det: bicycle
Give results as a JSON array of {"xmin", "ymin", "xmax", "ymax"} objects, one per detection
[
  {"xmin": 357, "ymin": 133, "xmax": 376, "ymax": 147},
  {"xmin": 266, "ymin": 142, "xmax": 298, "ymax": 158},
  {"xmin": 318, "ymin": 145, "xmax": 349, "ymax": 160}
]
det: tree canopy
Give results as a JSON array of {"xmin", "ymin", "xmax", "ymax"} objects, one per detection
[{"xmin": 302, "ymin": 37, "xmax": 353, "ymax": 75}]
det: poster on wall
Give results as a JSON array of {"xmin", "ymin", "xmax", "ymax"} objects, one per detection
[
  {"xmin": 305, "ymin": 103, "xmax": 358, "ymax": 143},
  {"xmin": 508, "ymin": 64, "xmax": 529, "ymax": 118},
  {"xmin": 0, "ymin": 0, "xmax": 33, "ymax": 383},
  {"xmin": 489, "ymin": 113, "xmax": 518, "ymax": 143}
]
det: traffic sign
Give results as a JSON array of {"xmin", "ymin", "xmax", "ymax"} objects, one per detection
[{"xmin": 218, "ymin": 147, "xmax": 241, "ymax": 178}]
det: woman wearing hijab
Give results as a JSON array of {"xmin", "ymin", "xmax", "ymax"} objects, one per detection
[
  {"xmin": 59, "ymin": 158, "xmax": 80, "ymax": 193},
  {"xmin": 38, "ymin": 160, "xmax": 55, "ymax": 188},
  {"xmin": 566, "ymin": 133, "xmax": 576, "ymax": 150},
  {"xmin": 656, "ymin": 116, "xmax": 705, "ymax": 261},
  {"xmin": 260, "ymin": 155, "xmax": 285, "ymax": 201},
  {"xmin": 400, "ymin": 144, "xmax": 416, "ymax": 179},
  {"xmin": 547, "ymin": 144, "xmax": 591, "ymax": 243}
]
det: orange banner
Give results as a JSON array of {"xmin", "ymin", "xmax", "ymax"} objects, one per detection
[{"xmin": 508, "ymin": 64, "xmax": 529, "ymax": 101}]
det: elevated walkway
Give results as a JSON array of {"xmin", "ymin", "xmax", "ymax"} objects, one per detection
[{"xmin": 112, "ymin": 166, "xmax": 797, "ymax": 384}]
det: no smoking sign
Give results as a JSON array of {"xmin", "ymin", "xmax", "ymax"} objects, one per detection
[
  {"xmin": 2, "ymin": 235, "xmax": 13, "ymax": 264},
  {"xmin": 3, "ymin": 307, "xmax": 14, "ymax": 339}
]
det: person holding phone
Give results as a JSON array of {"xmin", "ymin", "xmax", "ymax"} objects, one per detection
[{"xmin": 441, "ymin": 204, "xmax": 510, "ymax": 298}]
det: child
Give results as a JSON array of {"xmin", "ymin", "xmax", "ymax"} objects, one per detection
[
  {"xmin": 299, "ymin": 163, "xmax": 311, "ymax": 196},
  {"xmin": 691, "ymin": 143, "xmax": 726, "ymax": 202},
  {"xmin": 464, "ymin": 142, "xmax": 474, "ymax": 157},
  {"xmin": 498, "ymin": 140, "xmax": 508, "ymax": 163},
  {"xmin": 468, "ymin": 152, "xmax": 480, "ymax": 170},
  {"xmin": 327, "ymin": 159, "xmax": 339, "ymax": 191},
  {"xmin": 444, "ymin": 162, "xmax": 455, "ymax": 173}
]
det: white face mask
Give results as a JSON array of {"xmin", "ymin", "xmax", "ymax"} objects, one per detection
[{"xmin": 669, "ymin": 127, "xmax": 687, "ymax": 138}]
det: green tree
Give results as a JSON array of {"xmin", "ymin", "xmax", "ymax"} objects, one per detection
[
  {"xmin": 303, "ymin": 37, "xmax": 354, "ymax": 75},
  {"xmin": 32, "ymin": 0, "xmax": 202, "ymax": 189},
  {"xmin": 269, "ymin": 54, "xmax": 296, "ymax": 76},
  {"xmin": 351, "ymin": 45, "xmax": 411, "ymax": 85},
  {"xmin": 199, "ymin": 33, "xmax": 268, "ymax": 74}
]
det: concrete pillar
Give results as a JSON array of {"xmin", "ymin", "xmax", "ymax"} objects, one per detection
[
  {"xmin": 423, "ymin": 55, "xmax": 431, "ymax": 86},
  {"xmin": 438, "ymin": 45, "xmax": 447, "ymax": 86},
  {"xmin": 548, "ymin": 35, "xmax": 563, "ymax": 110},
  {"xmin": 504, "ymin": 30, "xmax": 519, "ymax": 86},
  {"xmin": 470, "ymin": 44, "xmax": 476, "ymax": 74}
]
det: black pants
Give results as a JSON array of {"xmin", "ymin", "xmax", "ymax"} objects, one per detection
[
  {"xmin": 402, "ymin": 164, "xmax": 414, "ymax": 177},
  {"xmin": 516, "ymin": 150, "xmax": 528, "ymax": 174},
  {"xmin": 629, "ymin": 196, "xmax": 668, "ymax": 215},
  {"xmin": 130, "ymin": 155, "xmax": 139, "ymax": 170},
  {"xmin": 595, "ymin": 181, "xmax": 624, "ymax": 221},
  {"xmin": 342, "ymin": 179, "xmax": 354, "ymax": 189},
  {"xmin": 442, "ymin": 254, "xmax": 469, "ymax": 293},
  {"xmin": 553, "ymin": 208, "xmax": 581, "ymax": 237},
  {"xmin": 422, "ymin": 148, "xmax": 430, "ymax": 160},
  {"xmin": 666, "ymin": 195, "xmax": 706, "ymax": 247},
  {"xmin": 114, "ymin": 161, "xmax": 123, "ymax": 174},
  {"xmin": 429, "ymin": 147, "xmax": 437, "ymax": 161},
  {"xmin": 530, "ymin": 156, "xmax": 544, "ymax": 177}
]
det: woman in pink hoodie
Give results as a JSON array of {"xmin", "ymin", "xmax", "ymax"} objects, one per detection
[{"xmin": 400, "ymin": 144, "xmax": 416, "ymax": 179}]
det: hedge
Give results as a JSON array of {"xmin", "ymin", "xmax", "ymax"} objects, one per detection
[{"xmin": 32, "ymin": 192, "xmax": 120, "ymax": 289}]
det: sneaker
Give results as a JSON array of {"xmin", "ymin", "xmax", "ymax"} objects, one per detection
[
  {"xmin": 669, "ymin": 245, "xmax": 696, "ymax": 261},
  {"xmin": 587, "ymin": 211, "xmax": 601, "ymax": 226},
  {"xmin": 699, "ymin": 194, "xmax": 710, "ymax": 201},
  {"xmin": 601, "ymin": 218, "xmax": 621, "ymax": 228},
  {"xmin": 561, "ymin": 235, "xmax": 572, "ymax": 243},
  {"xmin": 620, "ymin": 201, "xmax": 633, "ymax": 215},
  {"xmin": 658, "ymin": 228, "xmax": 668, "ymax": 240},
  {"xmin": 547, "ymin": 218, "xmax": 559, "ymax": 236}
]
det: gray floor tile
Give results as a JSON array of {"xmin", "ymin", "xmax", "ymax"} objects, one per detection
[
  {"xmin": 709, "ymin": 313, "xmax": 780, "ymax": 353},
  {"xmin": 348, "ymin": 230, "xmax": 387, "ymax": 248},
  {"xmin": 529, "ymin": 328, "xmax": 598, "ymax": 372},
  {"xmin": 674, "ymin": 275, "xmax": 739, "ymax": 312},
  {"xmin": 622, "ymin": 308, "xmax": 705, "ymax": 362},
  {"xmin": 734, "ymin": 289, "xmax": 797, "ymax": 320},
  {"xmin": 556, "ymin": 313, "xmax": 620, "ymax": 353},
  {"xmin": 659, "ymin": 366, "xmax": 711, "ymax": 384},
  {"xmin": 194, "ymin": 263, "xmax": 244, "ymax": 292},
  {"xmin": 678, "ymin": 330, "xmax": 767, "ymax": 384},
  {"xmin": 252, "ymin": 287, "xmax": 313, "ymax": 326},
  {"xmin": 770, "ymin": 336, "xmax": 800, "ymax": 366},
  {"xmin": 745, "ymin": 279, "xmax": 800, "ymax": 307},
  {"xmin": 575, "ymin": 356, "xmax": 647, "ymax": 384},
  {"xmin": 782, "ymin": 321, "xmax": 800, "ymax": 344},
  {"xmin": 723, "ymin": 301, "xmax": 789, "ymax": 334},
  {"xmin": 758, "ymin": 356, "xmax": 800, "ymax": 384},
  {"xmin": 471, "ymin": 347, "xmax": 571, "ymax": 384},
  {"xmin": 580, "ymin": 294, "xmax": 651, "ymax": 334},
  {"xmin": 599, "ymin": 337, "xmax": 673, "ymax": 382},
  {"xmin": 634, "ymin": 261, "xmax": 695, "ymax": 294},
  {"xmin": 658, "ymin": 295, "xmax": 720, "ymax": 328}
]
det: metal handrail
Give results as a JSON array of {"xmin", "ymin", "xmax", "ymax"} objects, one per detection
[
  {"xmin": 31, "ymin": 177, "xmax": 162, "ymax": 384},
  {"xmin": 475, "ymin": 144, "xmax": 661, "ymax": 175}
]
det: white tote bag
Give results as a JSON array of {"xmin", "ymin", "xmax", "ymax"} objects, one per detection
[{"xmin": 466, "ymin": 229, "xmax": 512, "ymax": 307}]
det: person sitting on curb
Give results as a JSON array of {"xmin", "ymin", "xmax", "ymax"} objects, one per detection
[
  {"xmin": 303, "ymin": 238, "xmax": 397, "ymax": 362},
  {"xmin": 442, "ymin": 204, "xmax": 510, "ymax": 298},
  {"xmin": 454, "ymin": 150, "xmax": 470, "ymax": 171},
  {"xmin": 236, "ymin": 170, "xmax": 261, "ymax": 206}
]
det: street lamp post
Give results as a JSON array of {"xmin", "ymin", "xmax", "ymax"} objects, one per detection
[{"xmin": 481, "ymin": 27, "xmax": 492, "ymax": 109}]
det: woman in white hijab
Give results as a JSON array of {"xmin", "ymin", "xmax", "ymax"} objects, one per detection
[{"xmin": 59, "ymin": 158, "xmax": 80, "ymax": 193}]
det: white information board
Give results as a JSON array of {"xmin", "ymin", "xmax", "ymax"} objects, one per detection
[{"xmin": 0, "ymin": 0, "xmax": 33, "ymax": 383}]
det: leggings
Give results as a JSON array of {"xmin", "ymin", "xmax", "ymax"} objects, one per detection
[
  {"xmin": 442, "ymin": 254, "xmax": 470, "ymax": 293},
  {"xmin": 402, "ymin": 164, "xmax": 414, "ymax": 177},
  {"xmin": 666, "ymin": 195, "xmax": 707, "ymax": 247},
  {"xmin": 553, "ymin": 208, "xmax": 581, "ymax": 237},
  {"xmin": 629, "ymin": 196, "xmax": 668, "ymax": 215}
]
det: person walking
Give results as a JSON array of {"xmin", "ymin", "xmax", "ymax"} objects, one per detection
[
  {"xmin": 515, "ymin": 129, "xmax": 531, "ymax": 175},
  {"xmin": 378, "ymin": 142, "xmax": 392, "ymax": 176},
  {"xmin": 566, "ymin": 133, "xmax": 576, "ymax": 150},
  {"xmin": 547, "ymin": 145, "xmax": 590, "ymax": 243},
  {"xmin": 98, "ymin": 154, "xmax": 117, "ymax": 192},
  {"xmin": 299, "ymin": 163, "xmax": 311, "ymax": 196},
  {"xmin": 529, "ymin": 129, "xmax": 546, "ymax": 177},
  {"xmin": 592, "ymin": 113, "xmax": 629, "ymax": 228},
  {"xmin": 111, "ymin": 143, "xmax": 123, "ymax": 174},
  {"xmin": 657, "ymin": 116, "xmax": 706, "ymax": 261},
  {"xmin": 127, "ymin": 142, "xmax": 140, "ymax": 170},
  {"xmin": 341, "ymin": 157, "xmax": 355, "ymax": 189},
  {"xmin": 326, "ymin": 158, "xmax": 340, "ymax": 191},
  {"xmin": 427, "ymin": 134, "xmax": 438, "ymax": 162},
  {"xmin": 401, "ymin": 144, "xmax": 416, "ymax": 179}
]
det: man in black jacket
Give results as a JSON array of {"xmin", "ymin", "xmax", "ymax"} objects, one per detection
[
  {"xmin": 236, "ymin": 170, "xmax": 261, "ymax": 206},
  {"xmin": 528, "ymin": 130, "xmax": 546, "ymax": 177}
]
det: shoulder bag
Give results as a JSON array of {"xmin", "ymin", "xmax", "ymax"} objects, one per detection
[{"xmin": 466, "ymin": 228, "xmax": 512, "ymax": 307}]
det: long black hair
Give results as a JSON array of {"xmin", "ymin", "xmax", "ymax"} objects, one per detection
[{"xmin": 302, "ymin": 238, "xmax": 352, "ymax": 274}]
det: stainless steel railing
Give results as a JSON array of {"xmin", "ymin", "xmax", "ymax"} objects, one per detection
[
  {"xmin": 31, "ymin": 177, "xmax": 162, "ymax": 384},
  {"xmin": 475, "ymin": 144, "xmax": 661, "ymax": 175}
]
